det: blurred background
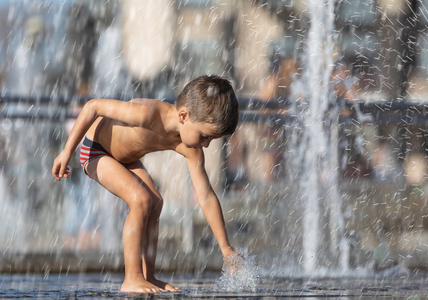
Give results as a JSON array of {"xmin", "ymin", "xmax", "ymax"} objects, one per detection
[{"xmin": 1, "ymin": 0, "xmax": 428, "ymax": 278}]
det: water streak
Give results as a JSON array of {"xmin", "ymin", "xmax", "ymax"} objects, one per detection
[{"xmin": 290, "ymin": 0, "xmax": 348, "ymax": 275}]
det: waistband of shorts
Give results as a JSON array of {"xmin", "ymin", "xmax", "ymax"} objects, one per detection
[{"xmin": 82, "ymin": 137, "xmax": 110, "ymax": 154}]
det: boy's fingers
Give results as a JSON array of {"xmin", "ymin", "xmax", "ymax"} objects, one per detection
[
  {"xmin": 55, "ymin": 164, "xmax": 66, "ymax": 180},
  {"xmin": 63, "ymin": 169, "xmax": 71, "ymax": 178},
  {"xmin": 52, "ymin": 163, "xmax": 71, "ymax": 181},
  {"xmin": 59, "ymin": 165, "xmax": 66, "ymax": 178},
  {"xmin": 52, "ymin": 164, "xmax": 60, "ymax": 180}
]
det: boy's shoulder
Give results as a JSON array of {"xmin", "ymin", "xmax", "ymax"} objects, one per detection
[
  {"xmin": 129, "ymin": 98, "xmax": 163, "ymax": 106},
  {"xmin": 129, "ymin": 98, "xmax": 172, "ymax": 117}
]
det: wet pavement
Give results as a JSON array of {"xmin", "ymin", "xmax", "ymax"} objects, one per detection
[{"xmin": 0, "ymin": 272, "xmax": 428, "ymax": 299}]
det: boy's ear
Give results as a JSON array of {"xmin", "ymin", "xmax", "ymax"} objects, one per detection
[{"xmin": 178, "ymin": 108, "xmax": 190, "ymax": 123}]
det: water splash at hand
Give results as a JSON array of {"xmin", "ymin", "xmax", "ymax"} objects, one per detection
[{"xmin": 214, "ymin": 247, "xmax": 261, "ymax": 293}]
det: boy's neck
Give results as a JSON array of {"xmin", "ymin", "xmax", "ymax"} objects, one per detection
[{"xmin": 162, "ymin": 105, "xmax": 180, "ymax": 135}]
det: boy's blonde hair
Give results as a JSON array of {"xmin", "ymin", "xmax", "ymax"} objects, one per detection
[{"xmin": 175, "ymin": 75, "xmax": 239, "ymax": 136}]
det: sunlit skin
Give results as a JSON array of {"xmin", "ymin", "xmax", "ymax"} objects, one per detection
[{"xmin": 52, "ymin": 98, "xmax": 236, "ymax": 294}]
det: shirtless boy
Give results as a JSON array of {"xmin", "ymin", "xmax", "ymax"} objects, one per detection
[{"xmin": 52, "ymin": 75, "xmax": 239, "ymax": 294}]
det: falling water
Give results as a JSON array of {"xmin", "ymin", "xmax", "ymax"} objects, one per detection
[{"xmin": 290, "ymin": 0, "xmax": 348, "ymax": 275}]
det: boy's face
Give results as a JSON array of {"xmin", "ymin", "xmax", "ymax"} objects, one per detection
[
  {"xmin": 182, "ymin": 121, "xmax": 220, "ymax": 148},
  {"xmin": 179, "ymin": 117, "xmax": 220, "ymax": 149}
]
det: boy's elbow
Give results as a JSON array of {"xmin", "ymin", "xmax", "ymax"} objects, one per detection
[
  {"xmin": 197, "ymin": 191, "xmax": 218, "ymax": 208},
  {"xmin": 87, "ymin": 98, "xmax": 99, "ymax": 109},
  {"xmin": 198, "ymin": 197, "xmax": 211, "ymax": 208},
  {"xmin": 85, "ymin": 99, "xmax": 101, "ymax": 117}
]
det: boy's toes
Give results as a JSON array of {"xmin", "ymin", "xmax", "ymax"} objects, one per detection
[
  {"xmin": 149, "ymin": 279, "xmax": 180, "ymax": 292},
  {"xmin": 167, "ymin": 284, "xmax": 181, "ymax": 292}
]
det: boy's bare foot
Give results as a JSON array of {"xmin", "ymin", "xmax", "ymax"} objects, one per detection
[
  {"xmin": 121, "ymin": 274, "xmax": 168, "ymax": 294},
  {"xmin": 149, "ymin": 277, "xmax": 182, "ymax": 292}
]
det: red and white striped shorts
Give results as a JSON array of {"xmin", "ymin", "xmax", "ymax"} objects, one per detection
[{"xmin": 80, "ymin": 137, "xmax": 111, "ymax": 177}]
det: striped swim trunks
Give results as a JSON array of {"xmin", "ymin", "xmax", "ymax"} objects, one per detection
[{"xmin": 80, "ymin": 137, "xmax": 112, "ymax": 176}]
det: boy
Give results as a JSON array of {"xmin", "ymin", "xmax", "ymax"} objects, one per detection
[{"xmin": 52, "ymin": 75, "xmax": 239, "ymax": 294}]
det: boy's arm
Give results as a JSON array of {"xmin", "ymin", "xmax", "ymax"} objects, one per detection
[
  {"xmin": 179, "ymin": 146, "xmax": 235, "ymax": 257},
  {"xmin": 52, "ymin": 98, "xmax": 154, "ymax": 180}
]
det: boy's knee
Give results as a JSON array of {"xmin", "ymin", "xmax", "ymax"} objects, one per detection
[{"xmin": 129, "ymin": 191, "xmax": 153, "ymax": 211}]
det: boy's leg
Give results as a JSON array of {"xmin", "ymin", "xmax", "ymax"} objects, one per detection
[
  {"xmin": 85, "ymin": 156, "xmax": 166, "ymax": 294},
  {"xmin": 125, "ymin": 160, "xmax": 181, "ymax": 292}
]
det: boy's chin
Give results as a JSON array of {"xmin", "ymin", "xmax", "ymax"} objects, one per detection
[{"xmin": 185, "ymin": 144, "xmax": 201, "ymax": 149}]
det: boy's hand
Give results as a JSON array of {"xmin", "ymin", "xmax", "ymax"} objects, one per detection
[
  {"xmin": 222, "ymin": 250, "xmax": 243, "ymax": 274},
  {"xmin": 52, "ymin": 152, "xmax": 72, "ymax": 181}
]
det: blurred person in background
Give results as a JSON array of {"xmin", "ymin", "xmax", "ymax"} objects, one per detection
[{"xmin": 257, "ymin": 54, "xmax": 299, "ymax": 182}]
